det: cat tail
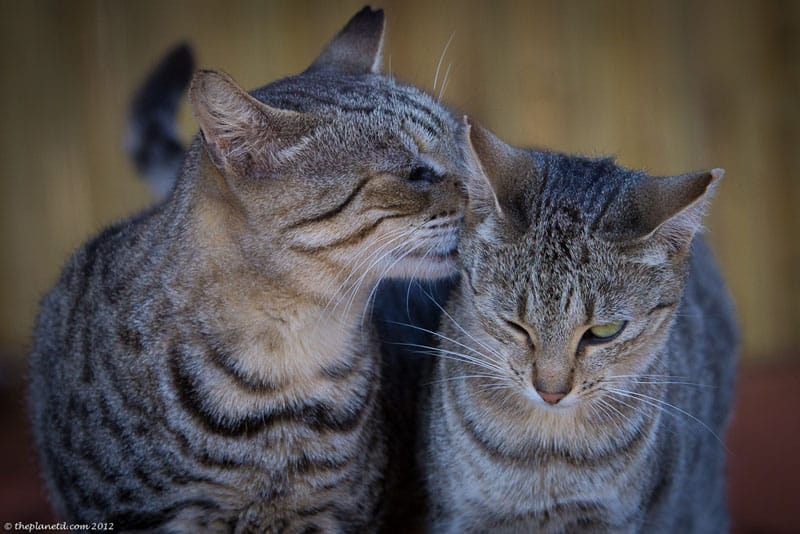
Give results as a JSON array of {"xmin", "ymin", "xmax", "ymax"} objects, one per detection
[{"xmin": 126, "ymin": 42, "xmax": 195, "ymax": 200}]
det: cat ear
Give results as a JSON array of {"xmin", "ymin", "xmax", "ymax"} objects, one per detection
[
  {"xmin": 464, "ymin": 118, "xmax": 527, "ymax": 217},
  {"xmin": 614, "ymin": 169, "xmax": 724, "ymax": 253},
  {"xmin": 306, "ymin": 6, "xmax": 385, "ymax": 74},
  {"xmin": 189, "ymin": 70, "xmax": 314, "ymax": 176}
]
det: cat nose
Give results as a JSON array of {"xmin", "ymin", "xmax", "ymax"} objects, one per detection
[{"xmin": 536, "ymin": 389, "xmax": 567, "ymax": 405}]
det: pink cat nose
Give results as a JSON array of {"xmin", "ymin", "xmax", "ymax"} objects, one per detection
[{"xmin": 538, "ymin": 390, "xmax": 566, "ymax": 405}]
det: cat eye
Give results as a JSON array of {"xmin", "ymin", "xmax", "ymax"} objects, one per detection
[
  {"xmin": 407, "ymin": 165, "xmax": 442, "ymax": 183},
  {"xmin": 582, "ymin": 320, "xmax": 627, "ymax": 343}
]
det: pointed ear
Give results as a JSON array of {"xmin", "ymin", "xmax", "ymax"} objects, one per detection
[
  {"xmin": 465, "ymin": 117, "xmax": 528, "ymax": 218},
  {"xmin": 189, "ymin": 70, "xmax": 313, "ymax": 176},
  {"xmin": 306, "ymin": 6, "xmax": 385, "ymax": 74},
  {"xmin": 614, "ymin": 169, "xmax": 724, "ymax": 252}
]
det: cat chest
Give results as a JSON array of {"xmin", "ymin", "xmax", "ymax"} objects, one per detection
[{"xmin": 454, "ymin": 446, "xmax": 649, "ymax": 529}]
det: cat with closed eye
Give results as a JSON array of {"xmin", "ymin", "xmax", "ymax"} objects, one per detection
[
  {"xmin": 420, "ymin": 122, "xmax": 739, "ymax": 532},
  {"xmin": 29, "ymin": 7, "xmax": 467, "ymax": 531}
]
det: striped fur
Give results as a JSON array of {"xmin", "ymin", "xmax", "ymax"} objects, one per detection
[
  {"xmin": 30, "ymin": 8, "xmax": 466, "ymax": 531},
  {"xmin": 421, "ymin": 123, "xmax": 739, "ymax": 532}
]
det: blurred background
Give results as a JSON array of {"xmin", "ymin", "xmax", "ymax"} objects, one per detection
[{"xmin": 0, "ymin": 0, "xmax": 797, "ymax": 530}]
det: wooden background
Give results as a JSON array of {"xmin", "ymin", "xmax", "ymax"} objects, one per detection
[{"xmin": 0, "ymin": 0, "xmax": 797, "ymax": 367}]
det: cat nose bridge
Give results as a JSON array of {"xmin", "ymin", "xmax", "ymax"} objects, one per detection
[{"xmin": 532, "ymin": 349, "xmax": 574, "ymax": 404}]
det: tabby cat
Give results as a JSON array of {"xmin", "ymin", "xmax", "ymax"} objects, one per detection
[
  {"xmin": 421, "ymin": 122, "xmax": 739, "ymax": 532},
  {"xmin": 29, "ymin": 8, "xmax": 466, "ymax": 531}
]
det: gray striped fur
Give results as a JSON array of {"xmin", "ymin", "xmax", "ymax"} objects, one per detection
[
  {"xmin": 29, "ymin": 8, "xmax": 467, "ymax": 532},
  {"xmin": 421, "ymin": 123, "xmax": 739, "ymax": 533}
]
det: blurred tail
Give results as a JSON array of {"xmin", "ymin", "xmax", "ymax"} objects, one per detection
[{"xmin": 126, "ymin": 42, "xmax": 195, "ymax": 199}]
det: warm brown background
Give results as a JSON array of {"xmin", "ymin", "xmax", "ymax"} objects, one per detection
[{"xmin": 0, "ymin": 0, "xmax": 797, "ymax": 531}]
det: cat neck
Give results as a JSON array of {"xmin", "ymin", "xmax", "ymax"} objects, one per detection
[{"xmin": 162, "ymin": 156, "xmax": 380, "ymax": 385}]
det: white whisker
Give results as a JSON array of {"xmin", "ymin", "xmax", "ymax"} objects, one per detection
[
  {"xmin": 603, "ymin": 378, "xmax": 714, "ymax": 389},
  {"xmin": 322, "ymin": 224, "xmax": 415, "ymax": 310},
  {"xmin": 359, "ymin": 241, "xmax": 427, "ymax": 328},
  {"xmin": 425, "ymin": 373, "xmax": 509, "ymax": 386},
  {"xmin": 325, "ymin": 224, "xmax": 423, "ymax": 318},
  {"xmin": 438, "ymin": 62, "xmax": 452, "ymax": 102},
  {"xmin": 414, "ymin": 287, "xmax": 507, "ymax": 364},
  {"xmin": 388, "ymin": 323, "xmax": 507, "ymax": 371},
  {"xmin": 433, "ymin": 32, "xmax": 456, "ymax": 91},
  {"xmin": 604, "ymin": 387, "xmax": 725, "ymax": 447},
  {"xmin": 394, "ymin": 342, "xmax": 507, "ymax": 375}
]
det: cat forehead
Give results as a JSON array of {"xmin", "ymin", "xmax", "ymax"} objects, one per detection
[
  {"xmin": 478, "ymin": 236, "xmax": 651, "ymax": 325},
  {"xmin": 507, "ymin": 151, "xmax": 642, "ymax": 232},
  {"xmin": 251, "ymin": 73, "xmax": 457, "ymax": 137}
]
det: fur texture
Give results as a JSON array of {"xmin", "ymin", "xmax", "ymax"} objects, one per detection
[
  {"xmin": 421, "ymin": 122, "xmax": 739, "ymax": 532},
  {"xmin": 30, "ymin": 8, "xmax": 467, "ymax": 531}
]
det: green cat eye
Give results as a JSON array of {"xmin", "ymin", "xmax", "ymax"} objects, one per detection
[{"xmin": 584, "ymin": 320, "xmax": 627, "ymax": 342}]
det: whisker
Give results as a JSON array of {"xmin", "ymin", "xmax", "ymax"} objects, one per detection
[
  {"xmin": 341, "ymin": 239, "xmax": 408, "ymax": 320},
  {"xmin": 438, "ymin": 62, "xmax": 452, "ymax": 102},
  {"xmin": 395, "ymin": 342, "xmax": 508, "ymax": 375},
  {"xmin": 594, "ymin": 397, "xmax": 626, "ymax": 420},
  {"xmin": 359, "ymin": 241, "xmax": 427, "ymax": 328},
  {"xmin": 433, "ymin": 31, "xmax": 456, "ymax": 91},
  {"xmin": 606, "ymin": 373, "xmax": 692, "ymax": 380},
  {"xmin": 588, "ymin": 399, "xmax": 618, "ymax": 425},
  {"xmin": 602, "ymin": 378, "xmax": 714, "ymax": 389},
  {"xmin": 604, "ymin": 387, "xmax": 725, "ymax": 447},
  {"xmin": 328, "ymin": 225, "xmax": 422, "ymax": 318},
  {"xmin": 414, "ymin": 287, "xmax": 507, "ymax": 364},
  {"xmin": 389, "ymin": 325, "xmax": 507, "ymax": 372},
  {"xmin": 425, "ymin": 373, "xmax": 508, "ymax": 386},
  {"xmin": 475, "ymin": 383, "xmax": 517, "ymax": 395},
  {"xmin": 322, "ymin": 224, "xmax": 416, "ymax": 311}
]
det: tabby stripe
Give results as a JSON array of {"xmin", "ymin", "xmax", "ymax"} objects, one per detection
[
  {"xmin": 292, "ymin": 451, "xmax": 353, "ymax": 476},
  {"xmin": 286, "ymin": 177, "xmax": 370, "ymax": 230},
  {"xmin": 563, "ymin": 285, "xmax": 575, "ymax": 314},
  {"xmin": 196, "ymin": 451, "xmax": 243, "ymax": 470},
  {"xmin": 170, "ymin": 347, "xmax": 376, "ymax": 437},
  {"xmin": 95, "ymin": 339, "xmax": 155, "ymax": 423},
  {"xmin": 133, "ymin": 466, "xmax": 166, "ymax": 493},
  {"xmin": 591, "ymin": 182, "xmax": 624, "ymax": 233},
  {"xmin": 96, "ymin": 395, "xmax": 131, "ymax": 450},
  {"xmin": 290, "ymin": 212, "xmax": 410, "ymax": 253},
  {"xmin": 320, "ymin": 361, "xmax": 357, "ymax": 380},
  {"xmin": 117, "ymin": 324, "xmax": 145, "ymax": 354},
  {"xmin": 270, "ymin": 90, "xmax": 377, "ymax": 114},
  {"xmin": 394, "ymin": 93, "xmax": 450, "ymax": 131},
  {"xmin": 202, "ymin": 340, "xmax": 284, "ymax": 393},
  {"xmin": 296, "ymin": 502, "xmax": 336, "ymax": 518},
  {"xmin": 403, "ymin": 116, "xmax": 440, "ymax": 141},
  {"xmin": 76, "ymin": 435, "xmax": 116, "ymax": 486},
  {"xmin": 648, "ymin": 301, "xmax": 678, "ymax": 314},
  {"xmin": 532, "ymin": 155, "xmax": 552, "ymax": 229}
]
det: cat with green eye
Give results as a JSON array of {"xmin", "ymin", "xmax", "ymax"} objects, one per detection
[{"xmin": 419, "ymin": 122, "xmax": 739, "ymax": 532}]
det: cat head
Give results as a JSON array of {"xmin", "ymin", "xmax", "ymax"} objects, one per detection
[
  {"xmin": 453, "ymin": 120, "xmax": 722, "ymax": 433},
  {"xmin": 183, "ymin": 7, "xmax": 466, "ymax": 296}
]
